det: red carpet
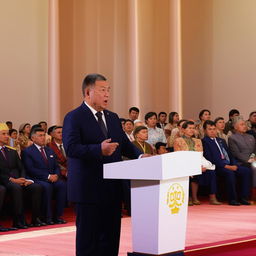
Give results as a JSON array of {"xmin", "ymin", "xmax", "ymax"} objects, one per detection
[{"xmin": 0, "ymin": 203, "xmax": 256, "ymax": 255}]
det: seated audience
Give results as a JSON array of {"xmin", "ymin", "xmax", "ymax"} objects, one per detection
[
  {"xmin": 145, "ymin": 112, "xmax": 166, "ymax": 146},
  {"xmin": 215, "ymin": 117, "xmax": 229, "ymax": 144},
  {"xmin": 167, "ymin": 119, "xmax": 187, "ymax": 148},
  {"xmin": 246, "ymin": 111, "xmax": 256, "ymax": 139},
  {"xmin": 119, "ymin": 118, "xmax": 126, "ymax": 130},
  {"xmin": 174, "ymin": 121, "xmax": 220, "ymax": 205},
  {"xmin": 123, "ymin": 119, "xmax": 135, "ymax": 142},
  {"xmin": 39, "ymin": 121, "xmax": 51, "ymax": 144},
  {"xmin": 164, "ymin": 112, "xmax": 180, "ymax": 137},
  {"xmin": 155, "ymin": 142, "xmax": 168, "ymax": 154},
  {"xmin": 22, "ymin": 128, "xmax": 67, "ymax": 225},
  {"xmin": 0, "ymin": 185, "xmax": 10, "ymax": 231},
  {"xmin": 202, "ymin": 120, "xmax": 251, "ymax": 205},
  {"xmin": 133, "ymin": 126, "xmax": 154, "ymax": 154},
  {"xmin": 224, "ymin": 109, "xmax": 240, "ymax": 135},
  {"xmin": 228, "ymin": 117, "xmax": 256, "ymax": 200},
  {"xmin": 47, "ymin": 125, "xmax": 57, "ymax": 138},
  {"xmin": 156, "ymin": 112, "xmax": 167, "ymax": 130},
  {"xmin": 8, "ymin": 129, "xmax": 21, "ymax": 154},
  {"xmin": 0, "ymin": 123, "xmax": 44, "ymax": 229},
  {"xmin": 134, "ymin": 120, "xmax": 145, "ymax": 128},
  {"xmin": 48, "ymin": 126, "xmax": 67, "ymax": 180},
  {"xmin": 128, "ymin": 107, "xmax": 140, "ymax": 122},
  {"xmin": 18, "ymin": 123, "xmax": 33, "ymax": 151},
  {"xmin": 195, "ymin": 109, "xmax": 211, "ymax": 139}
]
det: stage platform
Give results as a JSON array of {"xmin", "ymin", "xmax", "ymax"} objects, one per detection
[{"xmin": 0, "ymin": 203, "xmax": 256, "ymax": 255}]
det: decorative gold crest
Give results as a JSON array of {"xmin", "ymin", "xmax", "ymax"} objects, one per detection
[{"xmin": 166, "ymin": 183, "xmax": 185, "ymax": 214}]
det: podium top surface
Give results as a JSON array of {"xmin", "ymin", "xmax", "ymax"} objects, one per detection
[{"xmin": 104, "ymin": 151, "xmax": 202, "ymax": 180}]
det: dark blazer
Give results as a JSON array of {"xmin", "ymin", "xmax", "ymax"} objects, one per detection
[
  {"xmin": 63, "ymin": 103, "xmax": 141, "ymax": 204},
  {"xmin": 202, "ymin": 136, "xmax": 237, "ymax": 168},
  {"xmin": 22, "ymin": 144, "xmax": 60, "ymax": 182},
  {"xmin": 0, "ymin": 147, "xmax": 26, "ymax": 186},
  {"xmin": 156, "ymin": 122, "xmax": 167, "ymax": 129}
]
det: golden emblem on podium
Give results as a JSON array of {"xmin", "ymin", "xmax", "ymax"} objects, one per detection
[{"xmin": 167, "ymin": 183, "xmax": 185, "ymax": 214}]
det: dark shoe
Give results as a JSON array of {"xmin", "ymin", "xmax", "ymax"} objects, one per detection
[
  {"xmin": 53, "ymin": 218, "xmax": 67, "ymax": 224},
  {"xmin": 13, "ymin": 222, "xmax": 28, "ymax": 229},
  {"xmin": 31, "ymin": 218, "xmax": 47, "ymax": 227},
  {"xmin": 8, "ymin": 227, "xmax": 18, "ymax": 231},
  {"xmin": 0, "ymin": 226, "xmax": 9, "ymax": 232},
  {"xmin": 229, "ymin": 200, "xmax": 240, "ymax": 206},
  {"xmin": 240, "ymin": 199, "xmax": 251, "ymax": 205}
]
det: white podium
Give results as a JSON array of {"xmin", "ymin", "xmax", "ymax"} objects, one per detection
[{"xmin": 104, "ymin": 151, "xmax": 201, "ymax": 256}]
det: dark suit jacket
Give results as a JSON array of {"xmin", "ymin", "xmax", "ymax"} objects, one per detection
[
  {"xmin": 22, "ymin": 144, "xmax": 60, "ymax": 182},
  {"xmin": 63, "ymin": 103, "xmax": 141, "ymax": 204},
  {"xmin": 0, "ymin": 147, "xmax": 26, "ymax": 186},
  {"xmin": 202, "ymin": 136, "xmax": 237, "ymax": 168},
  {"xmin": 156, "ymin": 122, "xmax": 167, "ymax": 129}
]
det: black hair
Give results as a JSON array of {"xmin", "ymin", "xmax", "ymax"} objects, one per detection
[
  {"xmin": 214, "ymin": 117, "xmax": 224, "ymax": 124},
  {"xmin": 182, "ymin": 121, "xmax": 195, "ymax": 129},
  {"xmin": 6, "ymin": 121, "xmax": 12, "ymax": 125},
  {"xmin": 228, "ymin": 109, "xmax": 240, "ymax": 118},
  {"xmin": 249, "ymin": 111, "xmax": 256, "ymax": 118},
  {"xmin": 9, "ymin": 129, "xmax": 17, "ymax": 136},
  {"xmin": 129, "ymin": 107, "xmax": 140, "ymax": 114},
  {"xmin": 155, "ymin": 142, "xmax": 167, "ymax": 151},
  {"xmin": 124, "ymin": 119, "xmax": 134, "ymax": 125},
  {"xmin": 38, "ymin": 121, "xmax": 47, "ymax": 126},
  {"xmin": 145, "ymin": 112, "xmax": 157, "ymax": 121},
  {"xmin": 199, "ymin": 109, "xmax": 211, "ymax": 120},
  {"xmin": 168, "ymin": 112, "xmax": 178, "ymax": 124},
  {"xmin": 82, "ymin": 73, "xmax": 107, "ymax": 96},
  {"xmin": 203, "ymin": 120, "xmax": 216, "ymax": 130},
  {"xmin": 158, "ymin": 112, "xmax": 167, "ymax": 118},
  {"xmin": 48, "ymin": 125, "xmax": 57, "ymax": 135},
  {"xmin": 177, "ymin": 119, "xmax": 187, "ymax": 127},
  {"xmin": 30, "ymin": 127, "xmax": 45, "ymax": 137}
]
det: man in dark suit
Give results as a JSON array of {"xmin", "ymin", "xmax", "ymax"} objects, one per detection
[
  {"xmin": 63, "ymin": 74, "xmax": 144, "ymax": 256},
  {"xmin": 202, "ymin": 120, "xmax": 251, "ymax": 206},
  {"xmin": 22, "ymin": 128, "xmax": 67, "ymax": 225},
  {"xmin": 156, "ymin": 111, "xmax": 167, "ymax": 129},
  {"xmin": 0, "ymin": 123, "xmax": 44, "ymax": 229}
]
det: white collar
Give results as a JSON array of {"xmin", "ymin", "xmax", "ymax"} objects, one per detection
[
  {"xmin": 84, "ymin": 101, "xmax": 104, "ymax": 116},
  {"xmin": 34, "ymin": 143, "xmax": 45, "ymax": 151}
]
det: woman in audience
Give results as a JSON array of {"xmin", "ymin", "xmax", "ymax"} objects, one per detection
[
  {"xmin": 246, "ymin": 111, "xmax": 256, "ymax": 139},
  {"xmin": 18, "ymin": 123, "xmax": 32, "ymax": 151},
  {"xmin": 145, "ymin": 112, "xmax": 166, "ymax": 146},
  {"xmin": 8, "ymin": 129, "xmax": 21, "ymax": 154},
  {"xmin": 133, "ymin": 126, "xmax": 154, "ymax": 154},
  {"xmin": 167, "ymin": 119, "xmax": 187, "ymax": 149},
  {"xmin": 214, "ymin": 117, "xmax": 230, "ymax": 144},
  {"xmin": 195, "ymin": 109, "xmax": 211, "ymax": 139},
  {"xmin": 174, "ymin": 121, "xmax": 221, "ymax": 206},
  {"xmin": 164, "ymin": 112, "xmax": 180, "ymax": 137}
]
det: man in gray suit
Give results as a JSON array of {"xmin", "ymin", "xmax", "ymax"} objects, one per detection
[{"xmin": 228, "ymin": 117, "xmax": 256, "ymax": 199}]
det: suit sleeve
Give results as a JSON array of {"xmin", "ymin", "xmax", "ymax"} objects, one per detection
[
  {"xmin": 228, "ymin": 136, "xmax": 249, "ymax": 163},
  {"xmin": 21, "ymin": 150, "xmax": 50, "ymax": 181},
  {"xmin": 63, "ymin": 112, "xmax": 102, "ymax": 161}
]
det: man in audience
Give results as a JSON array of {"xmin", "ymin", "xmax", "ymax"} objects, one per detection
[
  {"xmin": 155, "ymin": 142, "xmax": 168, "ymax": 154},
  {"xmin": 215, "ymin": 117, "xmax": 229, "ymax": 144},
  {"xmin": 6, "ymin": 121, "xmax": 13, "ymax": 130},
  {"xmin": 48, "ymin": 126, "xmax": 67, "ymax": 179},
  {"xmin": 202, "ymin": 120, "xmax": 251, "ymax": 206},
  {"xmin": 39, "ymin": 121, "xmax": 51, "ymax": 144},
  {"xmin": 22, "ymin": 128, "xmax": 67, "ymax": 225},
  {"xmin": 156, "ymin": 112, "xmax": 167, "ymax": 130},
  {"xmin": 123, "ymin": 119, "xmax": 135, "ymax": 142},
  {"xmin": 0, "ymin": 123, "xmax": 44, "ymax": 229},
  {"xmin": 128, "ymin": 107, "xmax": 140, "ymax": 121},
  {"xmin": 224, "ymin": 109, "xmax": 240, "ymax": 135}
]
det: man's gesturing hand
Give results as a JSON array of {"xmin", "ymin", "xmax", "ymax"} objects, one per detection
[{"xmin": 101, "ymin": 139, "xmax": 119, "ymax": 156}]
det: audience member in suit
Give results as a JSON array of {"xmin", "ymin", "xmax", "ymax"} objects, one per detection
[
  {"xmin": 48, "ymin": 126, "xmax": 67, "ymax": 180},
  {"xmin": 63, "ymin": 74, "xmax": 144, "ymax": 256},
  {"xmin": 133, "ymin": 126, "xmax": 154, "ymax": 155},
  {"xmin": 145, "ymin": 112, "xmax": 167, "ymax": 146},
  {"xmin": 215, "ymin": 117, "xmax": 230, "ymax": 144},
  {"xmin": 128, "ymin": 106, "xmax": 140, "ymax": 122},
  {"xmin": 123, "ymin": 119, "xmax": 135, "ymax": 142},
  {"xmin": 195, "ymin": 109, "xmax": 211, "ymax": 139},
  {"xmin": 202, "ymin": 120, "xmax": 251, "ymax": 206},
  {"xmin": 0, "ymin": 184, "xmax": 11, "ymax": 232},
  {"xmin": 224, "ymin": 109, "xmax": 240, "ymax": 135},
  {"xmin": 164, "ymin": 112, "xmax": 179, "ymax": 137},
  {"xmin": 156, "ymin": 112, "xmax": 167, "ymax": 130},
  {"xmin": 39, "ymin": 121, "xmax": 52, "ymax": 145},
  {"xmin": 18, "ymin": 123, "xmax": 33, "ymax": 151},
  {"xmin": 174, "ymin": 121, "xmax": 220, "ymax": 205},
  {"xmin": 246, "ymin": 111, "xmax": 256, "ymax": 139},
  {"xmin": 0, "ymin": 123, "xmax": 44, "ymax": 229},
  {"xmin": 22, "ymin": 128, "xmax": 67, "ymax": 225}
]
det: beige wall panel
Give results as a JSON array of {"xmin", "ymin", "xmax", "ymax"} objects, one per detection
[{"xmin": 0, "ymin": 0, "xmax": 48, "ymax": 128}]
